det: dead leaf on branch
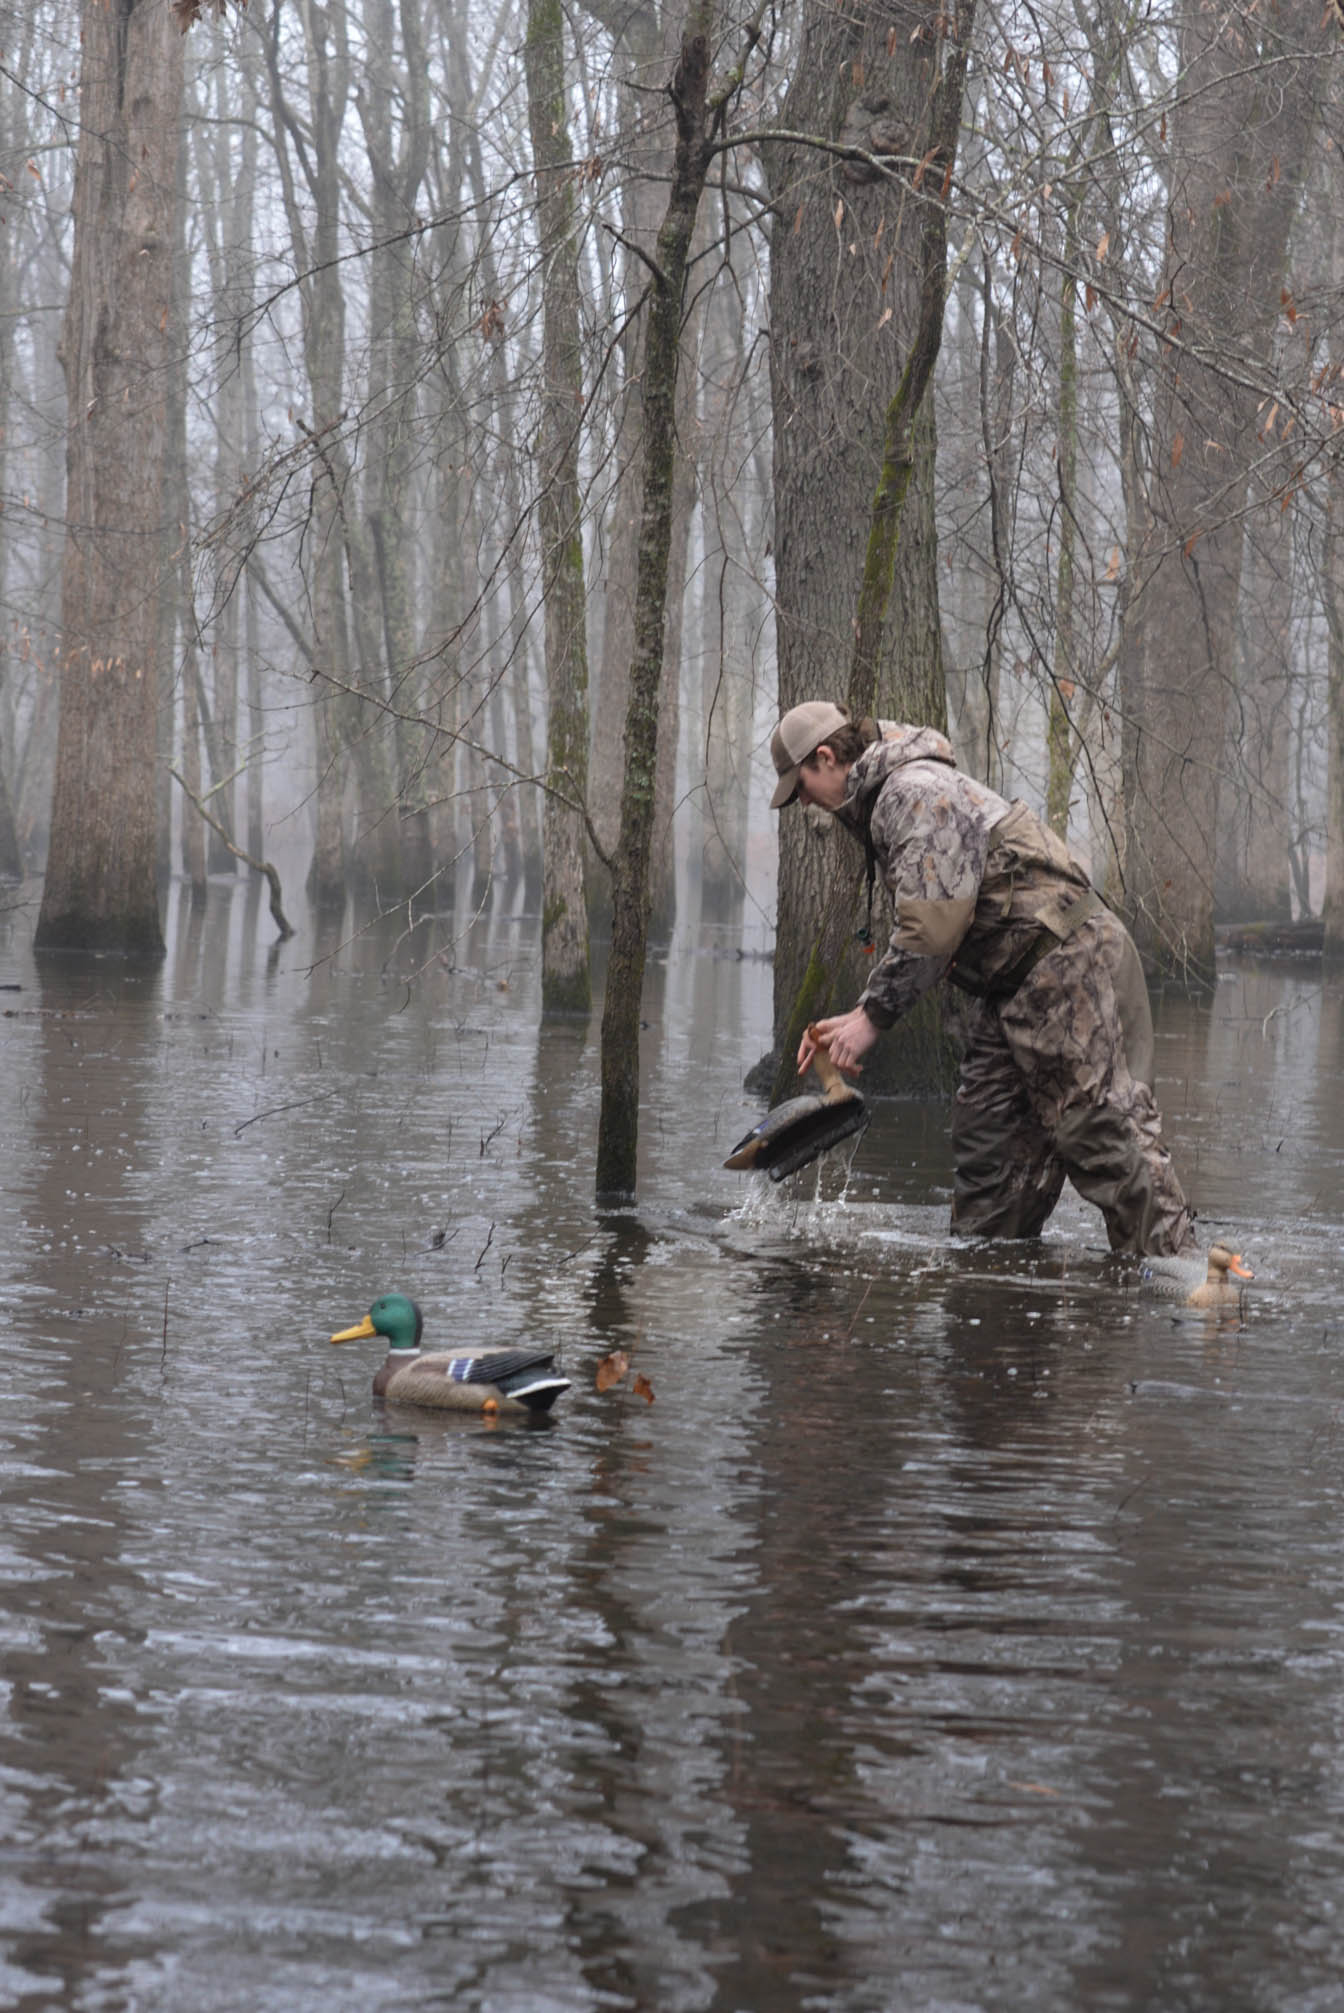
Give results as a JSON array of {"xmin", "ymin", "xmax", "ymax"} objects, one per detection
[
  {"xmin": 172, "ymin": 0, "xmax": 245, "ymax": 28},
  {"xmin": 631, "ymin": 1374, "xmax": 655, "ymax": 1406}
]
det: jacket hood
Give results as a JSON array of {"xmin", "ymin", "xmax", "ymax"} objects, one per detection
[{"xmin": 836, "ymin": 724, "xmax": 957, "ymax": 831}]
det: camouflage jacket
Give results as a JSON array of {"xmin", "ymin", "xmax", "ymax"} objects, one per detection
[{"xmin": 833, "ymin": 726, "xmax": 1099, "ymax": 1028}]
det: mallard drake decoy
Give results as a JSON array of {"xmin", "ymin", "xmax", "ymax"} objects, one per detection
[
  {"xmin": 1140, "ymin": 1242, "xmax": 1255, "ymax": 1308},
  {"xmin": 724, "ymin": 1025, "xmax": 868, "ymax": 1181},
  {"xmin": 330, "ymin": 1294, "xmax": 570, "ymax": 1416}
]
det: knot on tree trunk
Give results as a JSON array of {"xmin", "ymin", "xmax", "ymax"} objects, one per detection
[{"xmin": 839, "ymin": 95, "xmax": 910, "ymax": 183}]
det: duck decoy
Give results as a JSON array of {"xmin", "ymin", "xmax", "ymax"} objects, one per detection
[
  {"xmin": 330, "ymin": 1293, "xmax": 570, "ymax": 1416},
  {"xmin": 1140, "ymin": 1242, "xmax": 1255, "ymax": 1309},
  {"xmin": 724, "ymin": 1025, "xmax": 868, "ymax": 1182}
]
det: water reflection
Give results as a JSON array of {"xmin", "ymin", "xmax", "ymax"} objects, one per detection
[
  {"xmin": 2, "ymin": 888, "xmax": 1344, "ymax": 2009},
  {"xmin": 2, "ymin": 954, "xmax": 165, "ymax": 2003}
]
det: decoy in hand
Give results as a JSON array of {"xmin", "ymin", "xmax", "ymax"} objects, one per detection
[
  {"xmin": 331, "ymin": 1293, "xmax": 570, "ymax": 1415},
  {"xmin": 1140, "ymin": 1241, "xmax": 1255, "ymax": 1309},
  {"xmin": 724, "ymin": 1025, "xmax": 868, "ymax": 1182}
]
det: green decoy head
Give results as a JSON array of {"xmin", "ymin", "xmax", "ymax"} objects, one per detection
[{"xmin": 331, "ymin": 1293, "xmax": 424, "ymax": 1352}]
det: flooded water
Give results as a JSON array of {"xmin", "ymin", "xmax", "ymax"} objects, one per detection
[{"xmin": 2, "ymin": 875, "xmax": 1343, "ymax": 2012}]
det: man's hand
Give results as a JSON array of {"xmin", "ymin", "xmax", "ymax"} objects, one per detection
[{"xmin": 798, "ymin": 1007, "xmax": 879, "ymax": 1078}]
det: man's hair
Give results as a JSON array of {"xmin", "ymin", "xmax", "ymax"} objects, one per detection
[{"xmin": 807, "ymin": 710, "xmax": 877, "ymax": 767}]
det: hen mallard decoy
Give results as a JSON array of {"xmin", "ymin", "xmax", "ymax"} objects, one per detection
[
  {"xmin": 724, "ymin": 1025, "xmax": 868, "ymax": 1181},
  {"xmin": 1140, "ymin": 1241, "xmax": 1255, "ymax": 1309},
  {"xmin": 330, "ymin": 1293, "xmax": 570, "ymax": 1416}
]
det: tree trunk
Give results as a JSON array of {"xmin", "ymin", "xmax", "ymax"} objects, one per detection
[
  {"xmin": 37, "ymin": 0, "xmax": 183, "ymax": 955},
  {"xmin": 1215, "ymin": 496, "xmax": 1295, "ymax": 924},
  {"xmin": 1322, "ymin": 194, "xmax": 1344, "ymax": 961},
  {"xmin": 1118, "ymin": 4, "xmax": 1322, "ymax": 984},
  {"xmin": 525, "ymin": 0, "xmax": 593, "ymax": 1011},
  {"xmin": 0, "ymin": 54, "xmax": 21, "ymax": 880},
  {"xmin": 1045, "ymin": 202, "xmax": 1082, "ymax": 838},
  {"xmin": 944, "ymin": 255, "xmax": 1012, "ymax": 792},
  {"xmin": 762, "ymin": 0, "xmax": 975, "ymax": 1093},
  {"xmin": 262, "ymin": 0, "xmax": 358, "ymax": 911},
  {"xmin": 587, "ymin": 0, "xmax": 672, "ymax": 925},
  {"xmin": 596, "ymin": 3, "xmax": 716, "ymax": 1202},
  {"xmin": 696, "ymin": 268, "xmax": 767, "ymax": 924}
]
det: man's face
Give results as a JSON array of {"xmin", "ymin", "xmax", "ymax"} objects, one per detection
[{"xmin": 796, "ymin": 744, "xmax": 848, "ymax": 812}]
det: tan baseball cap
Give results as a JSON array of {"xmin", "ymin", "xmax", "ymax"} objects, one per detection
[{"xmin": 769, "ymin": 701, "xmax": 849, "ymax": 807}]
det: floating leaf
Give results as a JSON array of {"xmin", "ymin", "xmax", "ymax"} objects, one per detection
[
  {"xmin": 632, "ymin": 1373, "xmax": 655, "ymax": 1405},
  {"xmin": 595, "ymin": 1349, "xmax": 629, "ymax": 1394}
]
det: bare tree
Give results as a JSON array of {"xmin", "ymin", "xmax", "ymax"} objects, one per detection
[
  {"xmin": 37, "ymin": 0, "xmax": 187, "ymax": 953},
  {"xmin": 525, "ymin": 0, "xmax": 593, "ymax": 1010},
  {"xmin": 761, "ymin": 0, "xmax": 977, "ymax": 1091},
  {"xmin": 1117, "ymin": 0, "xmax": 1326, "ymax": 982},
  {"xmin": 596, "ymin": 0, "xmax": 751, "ymax": 1200}
]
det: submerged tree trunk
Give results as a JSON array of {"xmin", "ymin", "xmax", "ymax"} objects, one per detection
[
  {"xmin": 38, "ymin": 0, "xmax": 184, "ymax": 954},
  {"xmin": 1322, "ymin": 195, "xmax": 1344, "ymax": 962},
  {"xmin": 1216, "ymin": 494, "xmax": 1295, "ymax": 925},
  {"xmin": 1118, "ymin": 3, "xmax": 1322, "ymax": 985},
  {"xmin": 525, "ymin": 0, "xmax": 592, "ymax": 1012},
  {"xmin": 595, "ymin": 4, "xmax": 717, "ymax": 1202},
  {"xmin": 0, "ymin": 54, "xmax": 23, "ymax": 880},
  {"xmin": 762, "ymin": 0, "xmax": 975, "ymax": 1095},
  {"xmin": 586, "ymin": 0, "xmax": 668, "ymax": 910}
]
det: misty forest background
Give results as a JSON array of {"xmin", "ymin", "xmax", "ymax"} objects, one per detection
[{"xmin": 4, "ymin": 0, "xmax": 1344, "ymax": 1193}]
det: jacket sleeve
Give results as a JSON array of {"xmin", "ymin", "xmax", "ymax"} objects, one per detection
[{"xmin": 856, "ymin": 774, "xmax": 992, "ymax": 1029}]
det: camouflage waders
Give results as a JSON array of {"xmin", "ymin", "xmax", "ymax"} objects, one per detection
[{"xmin": 950, "ymin": 911, "xmax": 1197, "ymax": 1256}]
